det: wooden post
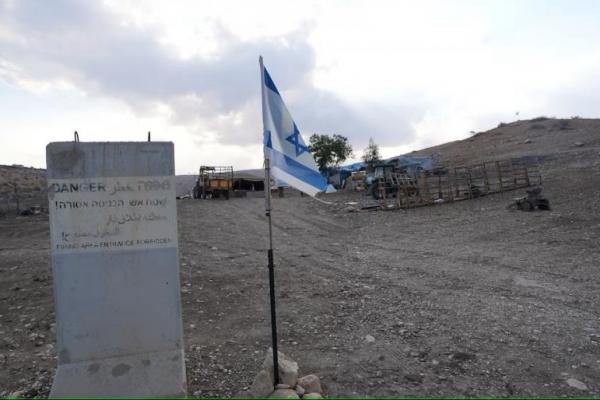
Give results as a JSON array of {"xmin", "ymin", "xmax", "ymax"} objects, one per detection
[
  {"xmin": 509, "ymin": 158, "xmax": 516, "ymax": 187},
  {"xmin": 454, "ymin": 168, "xmax": 459, "ymax": 197},
  {"xmin": 482, "ymin": 163, "xmax": 490, "ymax": 194},
  {"xmin": 448, "ymin": 169, "xmax": 454, "ymax": 201},
  {"xmin": 419, "ymin": 171, "xmax": 426, "ymax": 204},
  {"xmin": 496, "ymin": 161, "xmax": 503, "ymax": 191},
  {"xmin": 378, "ymin": 178, "xmax": 387, "ymax": 209},
  {"xmin": 467, "ymin": 167, "xmax": 473, "ymax": 199}
]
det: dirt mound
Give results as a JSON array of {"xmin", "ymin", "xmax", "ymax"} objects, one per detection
[{"xmin": 413, "ymin": 117, "xmax": 600, "ymax": 166}]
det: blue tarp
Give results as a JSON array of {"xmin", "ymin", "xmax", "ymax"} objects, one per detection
[
  {"xmin": 388, "ymin": 154, "xmax": 434, "ymax": 171},
  {"xmin": 340, "ymin": 154, "xmax": 434, "ymax": 172}
]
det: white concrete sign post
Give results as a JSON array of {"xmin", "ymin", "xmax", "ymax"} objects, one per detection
[{"xmin": 46, "ymin": 142, "xmax": 186, "ymax": 396}]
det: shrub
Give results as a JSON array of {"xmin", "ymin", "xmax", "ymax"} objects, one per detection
[{"xmin": 531, "ymin": 116, "xmax": 549, "ymax": 122}]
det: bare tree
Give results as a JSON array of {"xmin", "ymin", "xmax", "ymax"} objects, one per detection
[{"xmin": 362, "ymin": 137, "xmax": 381, "ymax": 171}]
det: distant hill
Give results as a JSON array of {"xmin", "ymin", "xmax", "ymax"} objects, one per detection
[
  {"xmin": 176, "ymin": 175, "xmax": 196, "ymax": 197},
  {"xmin": 0, "ymin": 165, "xmax": 46, "ymax": 213}
]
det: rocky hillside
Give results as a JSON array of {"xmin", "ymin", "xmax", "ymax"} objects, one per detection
[
  {"xmin": 0, "ymin": 165, "xmax": 46, "ymax": 214},
  {"xmin": 413, "ymin": 117, "xmax": 600, "ymax": 166}
]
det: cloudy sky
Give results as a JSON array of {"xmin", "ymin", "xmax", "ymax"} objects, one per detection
[{"xmin": 1, "ymin": 0, "xmax": 599, "ymax": 173}]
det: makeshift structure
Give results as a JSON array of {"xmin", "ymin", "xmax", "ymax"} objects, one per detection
[{"xmin": 376, "ymin": 156, "xmax": 543, "ymax": 209}]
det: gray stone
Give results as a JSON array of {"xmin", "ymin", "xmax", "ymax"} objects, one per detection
[
  {"xmin": 298, "ymin": 374, "xmax": 322, "ymax": 394},
  {"xmin": 295, "ymin": 384, "xmax": 305, "ymax": 397},
  {"xmin": 404, "ymin": 373, "xmax": 423, "ymax": 383},
  {"xmin": 263, "ymin": 348, "xmax": 299, "ymax": 388},
  {"xmin": 573, "ymin": 142, "xmax": 585, "ymax": 147},
  {"xmin": 46, "ymin": 142, "xmax": 186, "ymax": 397},
  {"xmin": 269, "ymin": 388, "xmax": 299, "ymax": 398},
  {"xmin": 566, "ymin": 378, "xmax": 588, "ymax": 391},
  {"xmin": 250, "ymin": 369, "xmax": 273, "ymax": 398},
  {"xmin": 276, "ymin": 384, "xmax": 292, "ymax": 390},
  {"xmin": 365, "ymin": 334, "xmax": 375, "ymax": 343},
  {"xmin": 303, "ymin": 393, "xmax": 323, "ymax": 399},
  {"xmin": 451, "ymin": 351, "xmax": 476, "ymax": 361}
]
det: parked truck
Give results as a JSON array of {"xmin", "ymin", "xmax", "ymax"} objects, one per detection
[{"xmin": 193, "ymin": 166, "xmax": 233, "ymax": 199}]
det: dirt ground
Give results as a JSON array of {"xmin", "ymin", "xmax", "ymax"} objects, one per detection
[{"xmin": 1, "ymin": 119, "xmax": 600, "ymax": 397}]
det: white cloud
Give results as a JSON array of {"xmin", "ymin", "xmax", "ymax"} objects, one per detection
[{"xmin": 1, "ymin": 0, "xmax": 600, "ymax": 172}]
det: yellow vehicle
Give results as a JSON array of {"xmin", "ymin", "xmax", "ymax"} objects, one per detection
[{"xmin": 193, "ymin": 166, "xmax": 233, "ymax": 199}]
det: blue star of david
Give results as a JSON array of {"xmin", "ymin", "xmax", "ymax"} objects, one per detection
[{"xmin": 285, "ymin": 123, "xmax": 309, "ymax": 157}]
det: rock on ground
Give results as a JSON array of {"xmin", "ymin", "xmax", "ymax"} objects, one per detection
[
  {"xmin": 269, "ymin": 388, "xmax": 300, "ymax": 399},
  {"xmin": 276, "ymin": 384, "xmax": 292, "ymax": 390},
  {"xmin": 566, "ymin": 378, "xmax": 588, "ymax": 391},
  {"xmin": 298, "ymin": 374, "xmax": 323, "ymax": 394},
  {"xmin": 262, "ymin": 348, "xmax": 299, "ymax": 388},
  {"xmin": 250, "ymin": 369, "xmax": 274, "ymax": 398},
  {"xmin": 303, "ymin": 393, "xmax": 323, "ymax": 399}
]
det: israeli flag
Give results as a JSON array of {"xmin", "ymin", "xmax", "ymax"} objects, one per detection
[{"xmin": 260, "ymin": 57, "xmax": 328, "ymax": 197}]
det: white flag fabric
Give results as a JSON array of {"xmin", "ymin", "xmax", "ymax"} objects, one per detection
[{"xmin": 260, "ymin": 57, "xmax": 328, "ymax": 197}]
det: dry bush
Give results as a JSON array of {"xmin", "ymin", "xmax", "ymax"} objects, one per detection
[{"xmin": 531, "ymin": 116, "xmax": 549, "ymax": 122}]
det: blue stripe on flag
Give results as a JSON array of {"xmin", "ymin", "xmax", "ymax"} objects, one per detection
[
  {"xmin": 264, "ymin": 69, "xmax": 280, "ymax": 95},
  {"xmin": 264, "ymin": 130, "xmax": 272, "ymax": 148},
  {"xmin": 265, "ymin": 146, "xmax": 327, "ymax": 190}
]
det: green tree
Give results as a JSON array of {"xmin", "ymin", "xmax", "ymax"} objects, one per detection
[
  {"xmin": 362, "ymin": 137, "xmax": 381, "ymax": 170},
  {"xmin": 308, "ymin": 134, "xmax": 353, "ymax": 172}
]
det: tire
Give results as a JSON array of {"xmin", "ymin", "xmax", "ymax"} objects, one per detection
[{"xmin": 536, "ymin": 199, "xmax": 550, "ymax": 210}]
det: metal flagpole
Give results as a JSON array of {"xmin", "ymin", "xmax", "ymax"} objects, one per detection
[{"xmin": 260, "ymin": 56, "xmax": 280, "ymax": 386}]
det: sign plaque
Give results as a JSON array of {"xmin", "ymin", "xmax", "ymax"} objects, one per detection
[{"xmin": 47, "ymin": 142, "xmax": 186, "ymax": 397}]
